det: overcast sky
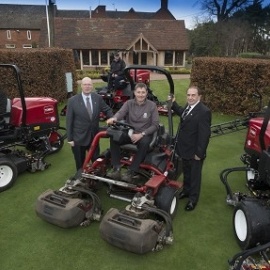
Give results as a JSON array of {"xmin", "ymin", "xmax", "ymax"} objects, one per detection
[{"xmin": 1, "ymin": 0, "xmax": 270, "ymax": 29}]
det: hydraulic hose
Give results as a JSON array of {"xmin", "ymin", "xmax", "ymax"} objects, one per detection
[{"xmin": 141, "ymin": 204, "xmax": 173, "ymax": 236}]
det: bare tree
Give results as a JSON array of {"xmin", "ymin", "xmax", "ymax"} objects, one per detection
[{"xmin": 198, "ymin": 0, "xmax": 259, "ymax": 21}]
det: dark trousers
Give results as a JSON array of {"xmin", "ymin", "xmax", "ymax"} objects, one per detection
[
  {"xmin": 182, "ymin": 158, "xmax": 204, "ymax": 203},
  {"xmin": 110, "ymin": 135, "xmax": 152, "ymax": 172},
  {"xmin": 108, "ymin": 74, "xmax": 125, "ymax": 90},
  {"xmin": 72, "ymin": 144, "xmax": 100, "ymax": 171}
]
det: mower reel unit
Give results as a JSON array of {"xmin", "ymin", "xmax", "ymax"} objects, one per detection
[
  {"xmin": 228, "ymin": 241, "xmax": 270, "ymax": 270},
  {"xmin": 36, "ymin": 65, "xmax": 183, "ymax": 254},
  {"xmin": 0, "ymin": 64, "xmax": 66, "ymax": 192},
  {"xmin": 219, "ymin": 100, "xmax": 270, "ymax": 257}
]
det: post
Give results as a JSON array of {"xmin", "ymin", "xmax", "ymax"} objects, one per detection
[{"xmin": 45, "ymin": 0, "xmax": 51, "ymax": 47}]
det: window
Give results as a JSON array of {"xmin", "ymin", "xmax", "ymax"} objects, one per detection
[
  {"xmin": 175, "ymin": 51, "xmax": 183, "ymax": 66},
  {"xmin": 5, "ymin": 44, "xmax": 15, "ymax": 49},
  {"xmin": 141, "ymin": 52, "xmax": 147, "ymax": 65},
  {"xmin": 6, "ymin": 30, "xmax": 11, "ymax": 39},
  {"xmin": 82, "ymin": 50, "xmax": 90, "ymax": 65},
  {"xmin": 164, "ymin": 51, "xmax": 173, "ymax": 65},
  {"xmin": 101, "ymin": 50, "xmax": 108, "ymax": 65},
  {"xmin": 91, "ymin": 50, "xmax": 99, "ymax": 65},
  {"xmin": 23, "ymin": 44, "xmax": 32, "ymax": 48},
  {"xmin": 27, "ymin": 30, "xmax": 31, "ymax": 40}
]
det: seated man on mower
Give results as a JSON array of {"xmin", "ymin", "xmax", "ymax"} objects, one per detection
[
  {"xmin": 106, "ymin": 82, "xmax": 159, "ymax": 183},
  {"xmin": 107, "ymin": 52, "xmax": 126, "ymax": 91}
]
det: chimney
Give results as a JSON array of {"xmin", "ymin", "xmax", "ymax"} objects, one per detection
[{"xmin": 161, "ymin": 0, "xmax": 168, "ymax": 10}]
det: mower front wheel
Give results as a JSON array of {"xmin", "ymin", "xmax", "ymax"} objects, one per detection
[
  {"xmin": 155, "ymin": 185, "xmax": 179, "ymax": 218},
  {"xmin": 48, "ymin": 130, "xmax": 66, "ymax": 154},
  {"xmin": 0, "ymin": 159, "xmax": 18, "ymax": 192}
]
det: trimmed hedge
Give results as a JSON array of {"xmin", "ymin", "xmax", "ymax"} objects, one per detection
[
  {"xmin": 0, "ymin": 48, "xmax": 77, "ymax": 102},
  {"xmin": 191, "ymin": 57, "xmax": 270, "ymax": 115}
]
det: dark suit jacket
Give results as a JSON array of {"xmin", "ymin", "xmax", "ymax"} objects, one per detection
[
  {"xmin": 66, "ymin": 92, "xmax": 113, "ymax": 146},
  {"xmin": 172, "ymin": 101, "xmax": 212, "ymax": 160}
]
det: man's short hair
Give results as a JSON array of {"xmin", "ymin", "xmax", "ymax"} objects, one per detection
[{"xmin": 135, "ymin": 82, "xmax": 148, "ymax": 91}]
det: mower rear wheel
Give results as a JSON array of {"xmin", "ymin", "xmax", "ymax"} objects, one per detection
[
  {"xmin": 155, "ymin": 185, "xmax": 179, "ymax": 218},
  {"xmin": 0, "ymin": 159, "xmax": 18, "ymax": 192},
  {"xmin": 233, "ymin": 199, "xmax": 270, "ymax": 250}
]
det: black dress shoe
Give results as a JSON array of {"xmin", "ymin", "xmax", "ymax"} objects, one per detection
[
  {"xmin": 179, "ymin": 191, "xmax": 188, "ymax": 199},
  {"xmin": 185, "ymin": 201, "xmax": 197, "ymax": 211}
]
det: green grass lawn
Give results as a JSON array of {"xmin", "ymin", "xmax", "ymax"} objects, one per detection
[{"xmin": 0, "ymin": 79, "xmax": 249, "ymax": 270}]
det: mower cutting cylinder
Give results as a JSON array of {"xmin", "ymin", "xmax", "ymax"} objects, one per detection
[
  {"xmin": 99, "ymin": 208, "xmax": 165, "ymax": 254},
  {"xmin": 36, "ymin": 189, "xmax": 87, "ymax": 228}
]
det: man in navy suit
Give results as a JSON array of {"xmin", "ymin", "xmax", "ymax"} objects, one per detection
[
  {"xmin": 171, "ymin": 85, "xmax": 211, "ymax": 211},
  {"xmin": 66, "ymin": 77, "xmax": 113, "ymax": 172}
]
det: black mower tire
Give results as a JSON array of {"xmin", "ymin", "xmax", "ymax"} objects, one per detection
[
  {"xmin": 233, "ymin": 199, "xmax": 270, "ymax": 250},
  {"xmin": 0, "ymin": 158, "xmax": 18, "ymax": 192},
  {"xmin": 155, "ymin": 185, "xmax": 179, "ymax": 219}
]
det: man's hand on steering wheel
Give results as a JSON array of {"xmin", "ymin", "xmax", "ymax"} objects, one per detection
[{"xmin": 106, "ymin": 117, "xmax": 117, "ymax": 125}]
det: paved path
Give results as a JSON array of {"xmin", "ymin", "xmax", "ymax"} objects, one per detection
[
  {"xmin": 84, "ymin": 72, "xmax": 190, "ymax": 84},
  {"xmin": 150, "ymin": 73, "xmax": 190, "ymax": 80}
]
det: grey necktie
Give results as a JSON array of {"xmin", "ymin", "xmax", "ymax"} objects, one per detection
[
  {"xmin": 86, "ymin": 97, "xmax": 92, "ymax": 119},
  {"xmin": 182, "ymin": 105, "xmax": 190, "ymax": 120}
]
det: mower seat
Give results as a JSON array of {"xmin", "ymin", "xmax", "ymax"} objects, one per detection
[{"xmin": 120, "ymin": 124, "xmax": 164, "ymax": 153}]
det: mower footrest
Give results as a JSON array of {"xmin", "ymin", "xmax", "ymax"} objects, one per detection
[{"xmin": 145, "ymin": 174, "xmax": 166, "ymax": 189}]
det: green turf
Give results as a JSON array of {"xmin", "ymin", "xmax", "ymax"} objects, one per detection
[{"xmin": 0, "ymin": 79, "xmax": 248, "ymax": 270}]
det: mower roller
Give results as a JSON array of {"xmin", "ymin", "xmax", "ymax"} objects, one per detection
[
  {"xmin": 0, "ymin": 64, "xmax": 66, "ymax": 192},
  {"xmin": 36, "ymin": 65, "xmax": 183, "ymax": 254}
]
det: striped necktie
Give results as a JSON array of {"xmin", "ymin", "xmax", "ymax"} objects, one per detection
[
  {"xmin": 182, "ymin": 105, "xmax": 191, "ymax": 120},
  {"xmin": 86, "ymin": 97, "xmax": 92, "ymax": 119}
]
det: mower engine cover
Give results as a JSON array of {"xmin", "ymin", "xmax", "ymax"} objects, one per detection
[
  {"xmin": 35, "ymin": 189, "xmax": 88, "ymax": 228},
  {"xmin": 99, "ymin": 208, "xmax": 164, "ymax": 254},
  {"xmin": 11, "ymin": 97, "xmax": 59, "ymax": 130}
]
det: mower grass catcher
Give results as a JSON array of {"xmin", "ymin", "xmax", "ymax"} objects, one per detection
[
  {"xmin": 0, "ymin": 64, "xmax": 66, "ymax": 192},
  {"xmin": 36, "ymin": 65, "xmax": 182, "ymax": 254}
]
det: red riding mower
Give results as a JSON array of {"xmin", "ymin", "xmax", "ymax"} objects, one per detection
[
  {"xmin": 36, "ymin": 65, "xmax": 183, "ymax": 254},
  {"xmin": 96, "ymin": 68, "xmax": 171, "ymax": 119},
  {"xmin": 0, "ymin": 64, "xmax": 66, "ymax": 192},
  {"xmin": 219, "ymin": 99, "xmax": 270, "ymax": 268}
]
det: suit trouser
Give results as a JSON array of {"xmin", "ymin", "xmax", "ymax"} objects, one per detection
[
  {"xmin": 108, "ymin": 74, "xmax": 125, "ymax": 90},
  {"xmin": 72, "ymin": 144, "xmax": 100, "ymax": 171},
  {"xmin": 182, "ymin": 158, "xmax": 204, "ymax": 203},
  {"xmin": 110, "ymin": 135, "xmax": 152, "ymax": 172}
]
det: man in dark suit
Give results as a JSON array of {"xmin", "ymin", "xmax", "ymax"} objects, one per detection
[
  {"xmin": 171, "ymin": 85, "xmax": 211, "ymax": 211},
  {"xmin": 66, "ymin": 77, "xmax": 113, "ymax": 172}
]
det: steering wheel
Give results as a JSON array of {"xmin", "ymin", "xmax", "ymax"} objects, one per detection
[{"xmin": 111, "ymin": 121, "xmax": 134, "ymax": 130}]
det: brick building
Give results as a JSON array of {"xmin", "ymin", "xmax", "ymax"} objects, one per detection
[{"xmin": 0, "ymin": 0, "xmax": 189, "ymax": 69}]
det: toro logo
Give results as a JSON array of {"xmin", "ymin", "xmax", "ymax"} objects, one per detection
[{"xmin": 44, "ymin": 105, "xmax": 54, "ymax": 114}]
